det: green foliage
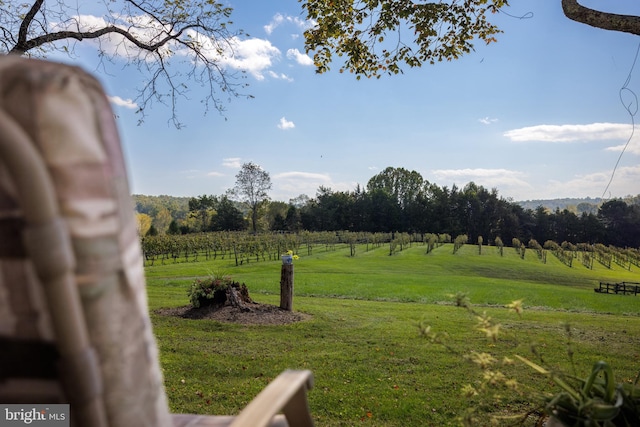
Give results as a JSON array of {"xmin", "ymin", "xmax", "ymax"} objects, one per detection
[
  {"xmin": 421, "ymin": 297, "xmax": 640, "ymax": 426},
  {"xmin": 302, "ymin": 0, "xmax": 508, "ymax": 78},
  {"xmin": 450, "ymin": 291, "xmax": 470, "ymax": 308},
  {"xmin": 453, "ymin": 234, "xmax": 468, "ymax": 254},
  {"xmin": 147, "ymin": 224, "xmax": 158, "ymax": 236},
  {"xmin": 517, "ymin": 356, "xmax": 640, "ymax": 426},
  {"xmin": 424, "ymin": 233, "xmax": 438, "ymax": 254},
  {"xmin": 367, "ymin": 166, "xmax": 424, "ymax": 207},
  {"xmin": 167, "ymin": 219, "xmax": 180, "ymax": 235},
  {"xmin": 495, "ymin": 236, "xmax": 504, "ymax": 256},
  {"xmin": 188, "ymin": 272, "xmax": 234, "ymax": 308},
  {"xmin": 231, "ymin": 162, "xmax": 272, "ymax": 233}
]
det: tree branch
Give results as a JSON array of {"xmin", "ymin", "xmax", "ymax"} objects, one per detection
[
  {"xmin": 562, "ymin": 0, "xmax": 640, "ymax": 36},
  {"xmin": 16, "ymin": 0, "xmax": 44, "ymax": 51},
  {"xmin": 10, "ymin": 22, "xmax": 205, "ymax": 55}
]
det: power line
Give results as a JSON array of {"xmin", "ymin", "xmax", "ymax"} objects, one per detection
[{"xmin": 601, "ymin": 41, "xmax": 640, "ymax": 200}]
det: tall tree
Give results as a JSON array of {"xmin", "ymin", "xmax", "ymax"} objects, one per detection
[
  {"xmin": 1, "ymin": 0, "xmax": 245, "ymax": 126},
  {"xmin": 284, "ymin": 205, "xmax": 302, "ymax": 232},
  {"xmin": 231, "ymin": 162, "xmax": 272, "ymax": 233},
  {"xmin": 265, "ymin": 201, "xmax": 290, "ymax": 231},
  {"xmin": 210, "ymin": 196, "xmax": 246, "ymax": 231},
  {"xmin": 598, "ymin": 199, "xmax": 640, "ymax": 247},
  {"xmin": 367, "ymin": 167, "xmax": 424, "ymax": 208},
  {"xmin": 135, "ymin": 212, "xmax": 152, "ymax": 236},
  {"xmin": 153, "ymin": 207, "xmax": 173, "ymax": 235},
  {"xmin": 188, "ymin": 194, "xmax": 217, "ymax": 232}
]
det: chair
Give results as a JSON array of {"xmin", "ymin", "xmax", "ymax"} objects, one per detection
[{"xmin": 0, "ymin": 55, "xmax": 314, "ymax": 427}]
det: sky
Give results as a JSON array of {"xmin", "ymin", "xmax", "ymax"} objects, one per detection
[{"xmin": 50, "ymin": 1, "xmax": 640, "ymax": 203}]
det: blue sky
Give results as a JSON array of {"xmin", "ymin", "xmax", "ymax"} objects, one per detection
[{"xmin": 57, "ymin": 1, "xmax": 640, "ymax": 203}]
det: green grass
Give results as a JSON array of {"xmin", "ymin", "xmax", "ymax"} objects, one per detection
[{"xmin": 147, "ymin": 243, "xmax": 640, "ymax": 426}]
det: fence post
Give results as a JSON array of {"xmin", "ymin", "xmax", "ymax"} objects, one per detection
[{"xmin": 280, "ymin": 260, "xmax": 294, "ymax": 311}]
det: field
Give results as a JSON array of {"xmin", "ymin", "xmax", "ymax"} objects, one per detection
[{"xmin": 146, "ymin": 242, "xmax": 640, "ymax": 426}]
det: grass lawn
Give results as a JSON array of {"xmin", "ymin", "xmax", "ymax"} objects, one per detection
[{"xmin": 147, "ymin": 243, "xmax": 640, "ymax": 426}]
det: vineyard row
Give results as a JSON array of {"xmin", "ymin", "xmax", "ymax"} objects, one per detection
[{"xmin": 140, "ymin": 231, "xmax": 640, "ymax": 270}]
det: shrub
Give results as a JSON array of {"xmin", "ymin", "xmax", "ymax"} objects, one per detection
[{"xmin": 188, "ymin": 273, "xmax": 250, "ymax": 308}]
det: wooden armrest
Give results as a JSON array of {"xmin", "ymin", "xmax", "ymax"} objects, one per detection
[{"xmin": 229, "ymin": 370, "xmax": 314, "ymax": 427}]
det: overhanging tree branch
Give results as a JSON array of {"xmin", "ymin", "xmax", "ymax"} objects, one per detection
[
  {"xmin": 561, "ymin": 0, "xmax": 640, "ymax": 36},
  {"xmin": 1, "ymin": 0, "xmax": 246, "ymax": 127},
  {"xmin": 10, "ymin": 23, "xmax": 203, "ymax": 55}
]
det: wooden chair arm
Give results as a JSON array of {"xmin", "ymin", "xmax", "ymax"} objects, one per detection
[{"xmin": 229, "ymin": 370, "xmax": 314, "ymax": 427}]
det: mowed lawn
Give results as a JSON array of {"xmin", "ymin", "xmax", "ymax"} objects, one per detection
[{"xmin": 147, "ymin": 243, "xmax": 640, "ymax": 426}]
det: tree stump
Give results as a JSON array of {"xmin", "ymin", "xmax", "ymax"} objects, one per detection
[
  {"xmin": 197, "ymin": 282, "xmax": 254, "ymax": 312},
  {"xmin": 280, "ymin": 264, "xmax": 294, "ymax": 311}
]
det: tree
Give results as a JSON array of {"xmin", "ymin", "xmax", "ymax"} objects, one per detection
[
  {"xmin": 284, "ymin": 205, "xmax": 302, "ymax": 232},
  {"xmin": 367, "ymin": 167, "xmax": 424, "ymax": 209},
  {"xmin": 302, "ymin": 1, "xmax": 640, "ymax": 78},
  {"xmin": 188, "ymin": 194, "xmax": 217, "ymax": 232},
  {"xmin": 210, "ymin": 196, "xmax": 246, "ymax": 231},
  {"xmin": 1, "ymin": 0, "xmax": 246, "ymax": 127},
  {"xmin": 231, "ymin": 162, "xmax": 272, "ymax": 233},
  {"xmin": 153, "ymin": 207, "xmax": 173, "ymax": 235},
  {"xmin": 135, "ymin": 212, "xmax": 152, "ymax": 236},
  {"xmin": 598, "ymin": 199, "xmax": 640, "ymax": 247},
  {"xmin": 265, "ymin": 201, "xmax": 290, "ymax": 231},
  {"xmin": 167, "ymin": 219, "xmax": 181, "ymax": 235}
]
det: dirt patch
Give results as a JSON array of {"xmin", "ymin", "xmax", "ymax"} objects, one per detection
[{"xmin": 155, "ymin": 303, "xmax": 311, "ymax": 325}]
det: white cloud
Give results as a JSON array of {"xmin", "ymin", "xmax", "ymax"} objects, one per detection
[
  {"xmin": 207, "ymin": 171, "xmax": 224, "ymax": 177},
  {"xmin": 286, "ymin": 48, "xmax": 314, "ymax": 66},
  {"xmin": 277, "ymin": 117, "xmax": 295, "ymax": 130},
  {"xmin": 430, "ymin": 168, "xmax": 532, "ymax": 197},
  {"xmin": 268, "ymin": 71, "xmax": 294, "ymax": 82},
  {"xmin": 432, "ymin": 168, "xmax": 527, "ymax": 180},
  {"xmin": 52, "ymin": 14, "xmax": 175, "ymax": 59},
  {"xmin": 504, "ymin": 123, "xmax": 633, "ymax": 142},
  {"xmin": 179, "ymin": 169, "xmax": 201, "ymax": 179},
  {"xmin": 222, "ymin": 157, "xmax": 242, "ymax": 168},
  {"xmin": 541, "ymin": 166, "xmax": 640, "ymax": 199},
  {"xmin": 186, "ymin": 34, "xmax": 280, "ymax": 80},
  {"xmin": 429, "ymin": 166, "xmax": 640, "ymax": 200},
  {"xmin": 478, "ymin": 117, "xmax": 498, "ymax": 125},
  {"xmin": 605, "ymin": 135, "xmax": 640, "ymax": 155},
  {"xmin": 218, "ymin": 37, "xmax": 280, "ymax": 80},
  {"xmin": 108, "ymin": 95, "xmax": 138, "ymax": 109},
  {"xmin": 275, "ymin": 171, "xmax": 332, "ymax": 181},
  {"xmin": 53, "ymin": 14, "xmax": 283, "ymax": 81},
  {"xmin": 264, "ymin": 13, "xmax": 312, "ymax": 35},
  {"xmin": 273, "ymin": 171, "xmax": 354, "ymax": 199}
]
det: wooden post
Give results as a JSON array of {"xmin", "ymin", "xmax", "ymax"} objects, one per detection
[{"xmin": 280, "ymin": 263, "xmax": 294, "ymax": 311}]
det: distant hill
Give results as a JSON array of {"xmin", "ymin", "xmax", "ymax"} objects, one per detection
[
  {"xmin": 516, "ymin": 198, "xmax": 602, "ymax": 214},
  {"xmin": 517, "ymin": 195, "xmax": 640, "ymax": 213},
  {"xmin": 133, "ymin": 194, "xmax": 191, "ymax": 219}
]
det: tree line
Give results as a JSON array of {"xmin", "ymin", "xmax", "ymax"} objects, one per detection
[{"xmin": 134, "ymin": 166, "xmax": 640, "ymax": 249}]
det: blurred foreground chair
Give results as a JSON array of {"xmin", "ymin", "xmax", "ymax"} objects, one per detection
[{"xmin": 0, "ymin": 55, "xmax": 314, "ymax": 427}]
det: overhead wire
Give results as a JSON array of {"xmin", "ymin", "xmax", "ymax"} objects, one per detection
[{"xmin": 601, "ymin": 41, "xmax": 640, "ymax": 200}]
